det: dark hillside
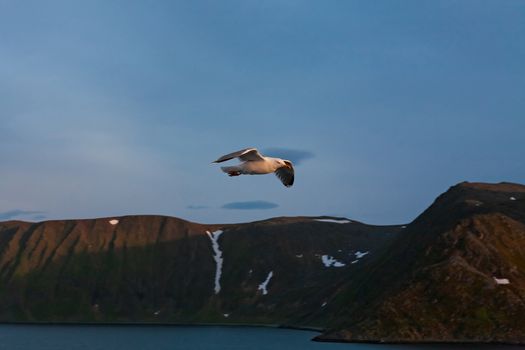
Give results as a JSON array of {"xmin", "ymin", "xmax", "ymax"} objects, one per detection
[
  {"xmin": 318, "ymin": 182, "xmax": 525, "ymax": 343},
  {"xmin": 1, "ymin": 182, "xmax": 524, "ymax": 344}
]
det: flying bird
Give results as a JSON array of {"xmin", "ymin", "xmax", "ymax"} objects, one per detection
[{"xmin": 213, "ymin": 148, "xmax": 294, "ymax": 187}]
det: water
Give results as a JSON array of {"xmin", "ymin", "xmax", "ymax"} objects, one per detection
[{"xmin": 0, "ymin": 325, "xmax": 522, "ymax": 350}]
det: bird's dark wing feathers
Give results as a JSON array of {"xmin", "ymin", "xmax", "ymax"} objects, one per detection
[{"xmin": 275, "ymin": 165, "xmax": 294, "ymax": 187}]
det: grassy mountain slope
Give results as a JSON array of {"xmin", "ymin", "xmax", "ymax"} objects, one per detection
[
  {"xmin": 0, "ymin": 181, "xmax": 524, "ymax": 344},
  {"xmin": 0, "ymin": 215, "xmax": 398, "ymax": 327},
  {"xmin": 317, "ymin": 182, "xmax": 525, "ymax": 343}
]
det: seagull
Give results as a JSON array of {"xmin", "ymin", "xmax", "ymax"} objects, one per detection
[{"xmin": 213, "ymin": 148, "xmax": 294, "ymax": 187}]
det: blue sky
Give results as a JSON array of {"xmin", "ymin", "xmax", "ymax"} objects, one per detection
[{"xmin": 1, "ymin": 0, "xmax": 524, "ymax": 224}]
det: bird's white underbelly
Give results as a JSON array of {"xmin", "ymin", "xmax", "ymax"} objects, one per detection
[{"xmin": 240, "ymin": 161, "xmax": 275, "ymax": 175}]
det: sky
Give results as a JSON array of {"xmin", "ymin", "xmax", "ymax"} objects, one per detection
[{"xmin": 1, "ymin": 0, "xmax": 524, "ymax": 225}]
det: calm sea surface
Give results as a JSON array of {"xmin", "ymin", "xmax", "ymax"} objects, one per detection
[{"xmin": 0, "ymin": 325, "xmax": 522, "ymax": 350}]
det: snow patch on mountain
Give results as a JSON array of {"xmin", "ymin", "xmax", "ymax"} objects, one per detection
[
  {"xmin": 494, "ymin": 277, "xmax": 510, "ymax": 285},
  {"xmin": 349, "ymin": 251, "xmax": 370, "ymax": 264},
  {"xmin": 315, "ymin": 218, "xmax": 352, "ymax": 224},
  {"xmin": 258, "ymin": 271, "xmax": 274, "ymax": 295},
  {"xmin": 321, "ymin": 255, "xmax": 346, "ymax": 267},
  {"xmin": 355, "ymin": 251, "xmax": 369, "ymax": 259},
  {"xmin": 206, "ymin": 230, "xmax": 224, "ymax": 294}
]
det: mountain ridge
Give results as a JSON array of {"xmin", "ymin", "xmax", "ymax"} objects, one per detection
[{"xmin": 0, "ymin": 181, "xmax": 524, "ymax": 344}]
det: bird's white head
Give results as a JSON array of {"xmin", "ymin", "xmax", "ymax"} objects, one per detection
[{"xmin": 278, "ymin": 159, "xmax": 293, "ymax": 169}]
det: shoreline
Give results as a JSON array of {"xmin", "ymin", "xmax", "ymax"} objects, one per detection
[
  {"xmin": 313, "ymin": 336, "xmax": 525, "ymax": 346},
  {"xmin": 1, "ymin": 322, "xmax": 524, "ymax": 345},
  {"xmin": 0, "ymin": 321, "xmax": 323, "ymax": 333}
]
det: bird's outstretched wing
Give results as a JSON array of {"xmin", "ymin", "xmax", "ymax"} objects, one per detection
[
  {"xmin": 275, "ymin": 161, "xmax": 294, "ymax": 187},
  {"xmin": 213, "ymin": 148, "xmax": 264, "ymax": 163}
]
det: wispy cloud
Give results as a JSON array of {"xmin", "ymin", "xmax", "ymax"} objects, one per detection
[
  {"xmin": 262, "ymin": 148, "xmax": 314, "ymax": 165},
  {"xmin": 0, "ymin": 209, "xmax": 45, "ymax": 221},
  {"xmin": 187, "ymin": 205, "xmax": 209, "ymax": 210},
  {"xmin": 222, "ymin": 201, "xmax": 279, "ymax": 210}
]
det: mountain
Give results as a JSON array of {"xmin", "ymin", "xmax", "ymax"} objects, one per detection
[
  {"xmin": 316, "ymin": 182, "xmax": 525, "ymax": 344},
  {"xmin": 0, "ymin": 215, "xmax": 399, "ymax": 326},
  {"xmin": 0, "ymin": 182, "xmax": 524, "ymax": 344}
]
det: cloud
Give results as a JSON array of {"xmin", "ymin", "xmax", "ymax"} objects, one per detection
[
  {"xmin": 262, "ymin": 148, "xmax": 314, "ymax": 165},
  {"xmin": 222, "ymin": 201, "xmax": 279, "ymax": 210},
  {"xmin": 0, "ymin": 209, "xmax": 45, "ymax": 221},
  {"xmin": 187, "ymin": 205, "xmax": 209, "ymax": 210}
]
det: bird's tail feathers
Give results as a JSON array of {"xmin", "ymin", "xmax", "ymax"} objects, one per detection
[{"xmin": 220, "ymin": 166, "xmax": 242, "ymax": 173}]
